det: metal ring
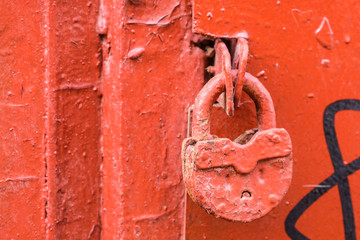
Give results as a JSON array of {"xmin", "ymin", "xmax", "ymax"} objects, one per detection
[{"xmin": 191, "ymin": 72, "xmax": 276, "ymax": 141}]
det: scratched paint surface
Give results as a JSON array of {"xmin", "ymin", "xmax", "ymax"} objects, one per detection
[
  {"xmin": 187, "ymin": 0, "xmax": 360, "ymax": 239},
  {"xmin": 0, "ymin": 1, "xmax": 46, "ymax": 238},
  {"xmin": 99, "ymin": 0, "xmax": 204, "ymax": 239},
  {"xmin": 2, "ymin": 0, "xmax": 360, "ymax": 239},
  {"xmin": 0, "ymin": 0, "xmax": 101, "ymax": 239},
  {"xmin": 46, "ymin": 1, "xmax": 102, "ymax": 239}
]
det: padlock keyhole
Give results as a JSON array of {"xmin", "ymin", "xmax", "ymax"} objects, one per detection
[{"xmin": 241, "ymin": 190, "xmax": 252, "ymax": 198}]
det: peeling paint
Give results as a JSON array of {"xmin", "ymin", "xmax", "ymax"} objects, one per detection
[{"xmin": 100, "ymin": 0, "xmax": 205, "ymax": 239}]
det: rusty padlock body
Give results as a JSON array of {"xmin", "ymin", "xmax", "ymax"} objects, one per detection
[{"xmin": 182, "ymin": 72, "xmax": 293, "ymax": 222}]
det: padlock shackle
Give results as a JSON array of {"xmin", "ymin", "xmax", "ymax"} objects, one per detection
[
  {"xmin": 192, "ymin": 72, "xmax": 276, "ymax": 141},
  {"xmin": 239, "ymin": 72, "xmax": 276, "ymax": 130}
]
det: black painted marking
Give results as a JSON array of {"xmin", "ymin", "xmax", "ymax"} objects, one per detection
[{"xmin": 285, "ymin": 99, "xmax": 360, "ymax": 240}]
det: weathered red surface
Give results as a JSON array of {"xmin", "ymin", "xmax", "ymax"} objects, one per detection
[
  {"xmin": 45, "ymin": 1, "xmax": 102, "ymax": 239},
  {"xmin": 0, "ymin": 1, "xmax": 101, "ymax": 239},
  {"xmin": 187, "ymin": 0, "xmax": 360, "ymax": 239},
  {"xmin": 193, "ymin": 129, "xmax": 291, "ymax": 173},
  {"xmin": 182, "ymin": 68, "xmax": 292, "ymax": 222},
  {"xmin": 99, "ymin": 0, "xmax": 204, "ymax": 238},
  {"xmin": 213, "ymin": 40, "xmax": 233, "ymax": 116},
  {"xmin": 2, "ymin": 0, "xmax": 360, "ymax": 239},
  {"xmin": 0, "ymin": 1, "xmax": 47, "ymax": 238},
  {"xmin": 212, "ymin": 38, "xmax": 248, "ymax": 116}
]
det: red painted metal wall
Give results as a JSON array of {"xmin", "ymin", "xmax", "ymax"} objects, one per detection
[
  {"xmin": 1, "ymin": 1, "xmax": 101, "ymax": 239},
  {"xmin": 0, "ymin": 1, "xmax": 47, "ymax": 238},
  {"xmin": 187, "ymin": 1, "xmax": 360, "ymax": 239},
  {"xmin": 45, "ymin": 1, "xmax": 102, "ymax": 238},
  {"xmin": 99, "ymin": 0, "xmax": 204, "ymax": 238},
  {"xmin": 1, "ymin": 0, "xmax": 360, "ymax": 239}
]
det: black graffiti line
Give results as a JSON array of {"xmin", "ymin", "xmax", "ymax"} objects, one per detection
[
  {"xmin": 285, "ymin": 99, "xmax": 360, "ymax": 240},
  {"xmin": 285, "ymin": 157, "xmax": 360, "ymax": 239}
]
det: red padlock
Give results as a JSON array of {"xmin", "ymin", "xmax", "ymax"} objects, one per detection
[{"xmin": 182, "ymin": 72, "xmax": 293, "ymax": 222}]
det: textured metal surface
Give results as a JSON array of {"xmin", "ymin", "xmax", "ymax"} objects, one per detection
[
  {"xmin": 45, "ymin": 1, "xmax": 102, "ymax": 238},
  {"xmin": 213, "ymin": 40, "xmax": 233, "ymax": 116},
  {"xmin": 183, "ymin": 68, "xmax": 293, "ymax": 222},
  {"xmin": 193, "ymin": 129, "xmax": 291, "ymax": 173},
  {"xmin": 192, "ymin": 72, "xmax": 277, "ymax": 141},
  {"xmin": 98, "ymin": 0, "xmax": 204, "ymax": 239},
  {"xmin": 0, "ymin": 1, "xmax": 101, "ymax": 239},
  {"xmin": 0, "ymin": 1, "xmax": 47, "ymax": 238},
  {"xmin": 212, "ymin": 38, "xmax": 249, "ymax": 114},
  {"xmin": 187, "ymin": 0, "xmax": 360, "ymax": 239},
  {"xmin": 2, "ymin": 0, "xmax": 360, "ymax": 239}
]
